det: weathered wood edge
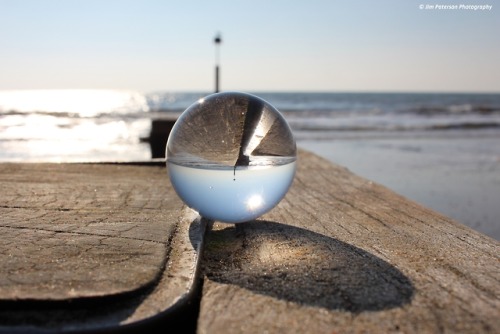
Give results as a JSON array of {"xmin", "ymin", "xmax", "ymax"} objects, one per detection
[
  {"xmin": 0, "ymin": 207, "xmax": 207, "ymax": 334},
  {"xmin": 0, "ymin": 162, "xmax": 207, "ymax": 333},
  {"xmin": 114, "ymin": 208, "xmax": 208, "ymax": 333}
]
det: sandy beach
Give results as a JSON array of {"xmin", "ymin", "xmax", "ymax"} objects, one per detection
[{"xmin": 299, "ymin": 131, "xmax": 500, "ymax": 240}]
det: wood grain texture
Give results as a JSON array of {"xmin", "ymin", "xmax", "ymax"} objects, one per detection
[
  {"xmin": 0, "ymin": 163, "xmax": 178, "ymax": 300},
  {"xmin": 198, "ymin": 149, "xmax": 500, "ymax": 334},
  {"xmin": 0, "ymin": 163, "xmax": 206, "ymax": 332}
]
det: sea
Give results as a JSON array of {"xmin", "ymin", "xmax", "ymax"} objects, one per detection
[{"xmin": 1, "ymin": 89, "xmax": 499, "ymax": 162}]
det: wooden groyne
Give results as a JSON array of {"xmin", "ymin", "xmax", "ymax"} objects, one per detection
[
  {"xmin": 0, "ymin": 149, "xmax": 498, "ymax": 333},
  {"xmin": 140, "ymin": 118, "xmax": 176, "ymax": 158}
]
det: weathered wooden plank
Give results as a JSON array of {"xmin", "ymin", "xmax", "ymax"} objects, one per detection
[
  {"xmin": 0, "ymin": 163, "xmax": 206, "ymax": 332},
  {"xmin": 198, "ymin": 149, "xmax": 500, "ymax": 333},
  {"xmin": 0, "ymin": 163, "xmax": 179, "ymax": 300}
]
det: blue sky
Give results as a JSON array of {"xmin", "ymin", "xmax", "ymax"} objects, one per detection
[{"xmin": 1, "ymin": 0, "xmax": 499, "ymax": 92}]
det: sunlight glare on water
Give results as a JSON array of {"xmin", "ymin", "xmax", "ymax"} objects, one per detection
[
  {"xmin": 0, "ymin": 89, "xmax": 151, "ymax": 162},
  {"xmin": 0, "ymin": 89, "xmax": 149, "ymax": 117}
]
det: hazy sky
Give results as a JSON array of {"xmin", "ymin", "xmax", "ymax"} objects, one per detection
[{"xmin": 1, "ymin": 0, "xmax": 499, "ymax": 92}]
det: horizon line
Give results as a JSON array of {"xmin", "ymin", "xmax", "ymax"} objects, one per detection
[{"xmin": 1, "ymin": 88, "xmax": 499, "ymax": 95}]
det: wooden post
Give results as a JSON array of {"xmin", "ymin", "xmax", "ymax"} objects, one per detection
[
  {"xmin": 214, "ymin": 33, "xmax": 222, "ymax": 93},
  {"xmin": 215, "ymin": 65, "xmax": 220, "ymax": 93}
]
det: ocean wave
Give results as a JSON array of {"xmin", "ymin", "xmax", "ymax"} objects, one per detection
[
  {"xmin": 0, "ymin": 89, "xmax": 150, "ymax": 118},
  {"xmin": 0, "ymin": 109, "xmax": 152, "ymax": 120},
  {"xmin": 408, "ymin": 104, "xmax": 500, "ymax": 115},
  {"xmin": 428, "ymin": 122, "xmax": 500, "ymax": 130},
  {"xmin": 290, "ymin": 121, "xmax": 500, "ymax": 132},
  {"xmin": 1, "ymin": 109, "xmax": 81, "ymax": 118},
  {"xmin": 280, "ymin": 104, "xmax": 500, "ymax": 116},
  {"xmin": 2, "ymin": 90, "xmax": 500, "ymax": 118}
]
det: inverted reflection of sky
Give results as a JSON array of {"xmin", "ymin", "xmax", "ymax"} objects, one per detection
[{"xmin": 167, "ymin": 162, "xmax": 296, "ymax": 223}]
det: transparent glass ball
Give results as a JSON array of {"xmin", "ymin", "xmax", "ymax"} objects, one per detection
[{"xmin": 166, "ymin": 91, "xmax": 297, "ymax": 223}]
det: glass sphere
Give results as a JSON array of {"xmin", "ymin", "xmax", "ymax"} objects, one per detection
[{"xmin": 166, "ymin": 91, "xmax": 297, "ymax": 223}]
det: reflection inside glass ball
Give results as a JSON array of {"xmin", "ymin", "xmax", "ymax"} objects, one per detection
[{"xmin": 166, "ymin": 91, "xmax": 297, "ymax": 223}]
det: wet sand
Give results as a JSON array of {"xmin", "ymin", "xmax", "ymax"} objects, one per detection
[{"xmin": 298, "ymin": 134, "xmax": 500, "ymax": 240}]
